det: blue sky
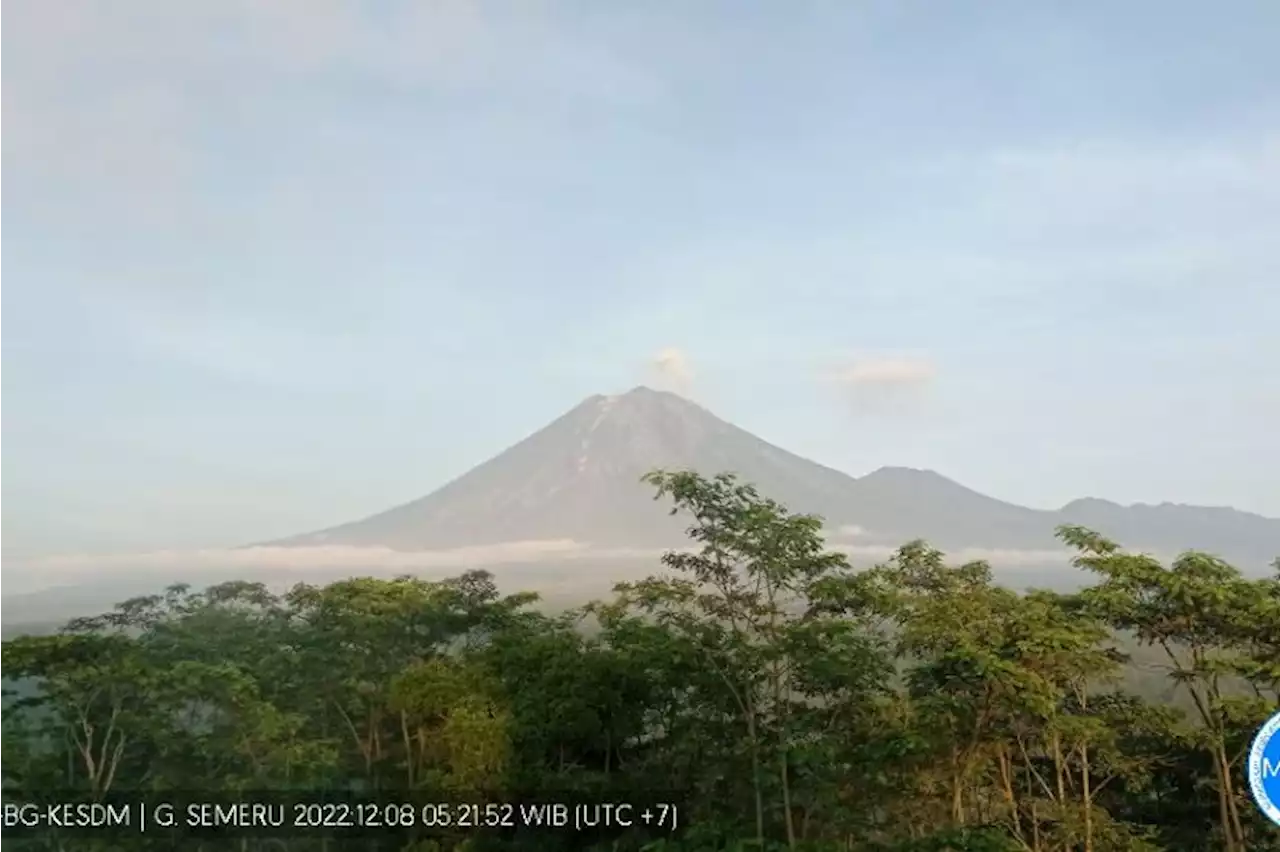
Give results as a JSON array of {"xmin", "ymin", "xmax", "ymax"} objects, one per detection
[{"xmin": 4, "ymin": 0, "xmax": 1278, "ymax": 563}]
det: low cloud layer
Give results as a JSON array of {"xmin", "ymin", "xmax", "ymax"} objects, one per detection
[
  {"xmin": 3, "ymin": 537, "xmax": 1077, "ymax": 599},
  {"xmin": 6, "ymin": 540, "xmax": 654, "ymax": 591}
]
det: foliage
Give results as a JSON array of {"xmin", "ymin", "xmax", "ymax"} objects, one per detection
[{"xmin": 2, "ymin": 471, "xmax": 1278, "ymax": 851}]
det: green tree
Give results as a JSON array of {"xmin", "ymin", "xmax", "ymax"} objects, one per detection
[{"xmin": 3, "ymin": 470, "xmax": 1276, "ymax": 852}]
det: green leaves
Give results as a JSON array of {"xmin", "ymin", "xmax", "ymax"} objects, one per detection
[{"xmin": 4, "ymin": 476, "xmax": 1277, "ymax": 850}]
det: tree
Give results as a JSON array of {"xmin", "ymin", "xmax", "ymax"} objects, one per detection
[
  {"xmin": 3, "ymin": 471, "xmax": 1276, "ymax": 852},
  {"xmin": 1063, "ymin": 525, "xmax": 1280, "ymax": 852},
  {"xmin": 594, "ymin": 470, "xmax": 892, "ymax": 850}
]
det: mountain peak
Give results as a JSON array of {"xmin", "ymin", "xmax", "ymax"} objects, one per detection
[
  {"xmin": 1060, "ymin": 496, "xmax": 1121, "ymax": 512},
  {"xmin": 581, "ymin": 386, "xmax": 690, "ymax": 411},
  {"xmin": 581, "ymin": 385, "xmax": 703, "ymax": 421},
  {"xmin": 861, "ymin": 466, "xmax": 955, "ymax": 484},
  {"xmin": 622, "ymin": 384, "xmax": 691, "ymax": 401}
]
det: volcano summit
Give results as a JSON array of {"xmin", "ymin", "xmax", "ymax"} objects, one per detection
[{"xmin": 274, "ymin": 386, "xmax": 863, "ymax": 551}]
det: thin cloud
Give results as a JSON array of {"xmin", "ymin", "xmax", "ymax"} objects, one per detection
[
  {"xmin": 3, "ymin": 0, "xmax": 665, "ymax": 224},
  {"xmin": 823, "ymin": 354, "xmax": 937, "ymax": 415},
  {"xmin": 832, "ymin": 356, "xmax": 936, "ymax": 387}
]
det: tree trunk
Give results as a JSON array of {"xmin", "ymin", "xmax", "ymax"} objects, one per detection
[
  {"xmin": 1051, "ymin": 731, "xmax": 1066, "ymax": 807},
  {"xmin": 1078, "ymin": 687, "xmax": 1094, "ymax": 852},
  {"xmin": 775, "ymin": 659, "xmax": 796, "ymax": 850},
  {"xmin": 1080, "ymin": 741, "xmax": 1094, "ymax": 852},
  {"xmin": 1216, "ymin": 744, "xmax": 1245, "ymax": 852},
  {"xmin": 400, "ymin": 710, "xmax": 414, "ymax": 788},
  {"xmin": 745, "ymin": 704, "xmax": 766, "ymax": 848},
  {"xmin": 950, "ymin": 749, "xmax": 964, "ymax": 826},
  {"xmin": 779, "ymin": 748, "xmax": 796, "ymax": 850},
  {"xmin": 998, "ymin": 747, "xmax": 1023, "ymax": 843}
]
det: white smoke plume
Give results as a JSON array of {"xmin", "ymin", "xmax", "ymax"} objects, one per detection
[{"xmin": 648, "ymin": 347, "xmax": 695, "ymax": 396}]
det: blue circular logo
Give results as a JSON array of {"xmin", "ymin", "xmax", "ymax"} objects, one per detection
[{"xmin": 1250, "ymin": 710, "xmax": 1280, "ymax": 827}]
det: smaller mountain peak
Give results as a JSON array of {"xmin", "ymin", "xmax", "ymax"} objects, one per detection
[
  {"xmin": 1060, "ymin": 496, "xmax": 1121, "ymax": 511},
  {"xmin": 862, "ymin": 465, "xmax": 950, "ymax": 481}
]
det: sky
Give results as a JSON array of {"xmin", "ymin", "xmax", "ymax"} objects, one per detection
[{"xmin": 4, "ymin": 0, "xmax": 1279, "ymax": 571}]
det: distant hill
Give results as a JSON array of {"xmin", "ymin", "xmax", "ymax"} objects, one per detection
[{"xmin": 272, "ymin": 386, "xmax": 1280, "ymax": 570}]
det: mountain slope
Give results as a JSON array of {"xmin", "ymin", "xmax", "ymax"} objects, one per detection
[
  {"xmin": 273, "ymin": 387, "xmax": 1280, "ymax": 569},
  {"xmin": 275, "ymin": 387, "xmax": 863, "ymax": 550}
]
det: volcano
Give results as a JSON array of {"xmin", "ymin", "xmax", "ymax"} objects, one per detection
[
  {"xmin": 274, "ymin": 386, "xmax": 864, "ymax": 550},
  {"xmin": 272, "ymin": 387, "xmax": 1280, "ymax": 569}
]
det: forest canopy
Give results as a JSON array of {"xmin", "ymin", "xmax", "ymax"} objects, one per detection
[{"xmin": 3, "ymin": 470, "xmax": 1278, "ymax": 852}]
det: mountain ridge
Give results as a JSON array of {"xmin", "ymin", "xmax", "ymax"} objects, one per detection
[{"xmin": 270, "ymin": 387, "xmax": 1280, "ymax": 568}]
